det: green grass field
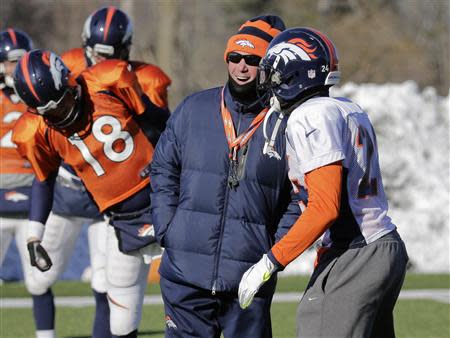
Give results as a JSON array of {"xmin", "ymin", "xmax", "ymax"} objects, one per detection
[{"xmin": 1, "ymin": 273, "xmax": 449, "ymax": 338}]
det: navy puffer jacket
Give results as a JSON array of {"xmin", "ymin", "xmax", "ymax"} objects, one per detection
[{"xmin": 150, "ymin": 84, "xmax": 301, "ymax": 293}]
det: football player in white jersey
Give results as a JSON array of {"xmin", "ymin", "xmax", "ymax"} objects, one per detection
[{"xmin": 238, "ymin": 27, "xmax": 408, "ymax": 338}]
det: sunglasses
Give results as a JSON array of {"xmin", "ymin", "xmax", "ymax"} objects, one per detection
[{"xmin": 227, "ymin": 52, "xmax": 261, "ymax": 67}]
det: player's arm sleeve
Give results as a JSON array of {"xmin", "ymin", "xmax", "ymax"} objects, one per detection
[
  {"xmin": 114, "ymin": 62, "xmax": 147, "ymax": 115},
  {"xmin": 137, "ymin": 65, "xmax": 171, "ymax": 109},
  {"xmin": 134, "ymin": 94, "xmax": 170, "ymax": 146},
  {"xmin": 128, "ymin": 66, "xmax": 171, "ymax": 145},
  {"xmin": 29, "ymin": 173, "xmax": 57, "ymax": 224},
  {"xmin": 12, "ymin": 114, "xmax": 61, "ymax": 181},
  {"xmin": 268, "ymin": 162, "xmax": 342, "ymax": 268},
  {"xmin": 149, "ymin": 100, "xmax": 185, "ymax": 246}
]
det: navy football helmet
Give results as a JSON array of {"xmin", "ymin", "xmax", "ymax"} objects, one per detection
[
  {"xmin": 13, "ymin": 49, "xmax": 80, "ymax": 130},
  {"xmin": 0, "ymin": 28, "xmax": 33, "ymax": 62},
  {"xmin": 82, "ymin": 6, "xmax": 133, "ymax": 65},
  {"xmin": 258, "ymin": 27, "xmax": 340, "ymax": 108},
  {"xmin": 0, "ymin": 28, "xmax": 34, "ymax": 88}
]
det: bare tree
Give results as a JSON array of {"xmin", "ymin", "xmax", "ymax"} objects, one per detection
[{"xmin": 2, "ymin": 0, "xmax": 448, "ymax": 104}]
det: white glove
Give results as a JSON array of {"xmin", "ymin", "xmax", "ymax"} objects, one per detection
[
  {"xmin": 140, "ymin": 242, "xmax": 163, "ymax": 265},
  {"xmin": 27, "ymin": 221, "xmax": 52, "ymax": 272},
  {"xmin": 238, "ymin": 254, "xmax": 276, "ymax": 309}
]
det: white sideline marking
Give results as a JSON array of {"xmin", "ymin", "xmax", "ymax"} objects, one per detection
[
  {"xmin": 272, "ymin": 290, "xmax": 450, "ymax": 304},
  {"xmin": 1, "ymin": 289, "xmax": 449, "ymax": 308}
]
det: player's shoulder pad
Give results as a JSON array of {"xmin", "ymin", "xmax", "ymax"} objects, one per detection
[
  {"xmin": 130, "ymin": 61, "xmax": 172, "ymax": 85},
  {"xmin": 298, "ymin": 97, "xmax": 343, "ymax": 115},
  {"xmin": 61, "ymin": 47, "xmax": 84, "ymax": 62},
  {"xmin": 81, "ymin": 59, "xmax": 131, "ymax": 88},
  {"xmin": 288, "ymin": 97, "xmax": 340, "ymax": 127}
]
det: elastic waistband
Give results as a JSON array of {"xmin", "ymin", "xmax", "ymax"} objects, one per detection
[
  {"xmin": 372, "ymin": 229, "xmax": 402, "ymax": 243},
  {"xmin": 330, "ymin": 229, "xmax": 400, "ymax": 250}
]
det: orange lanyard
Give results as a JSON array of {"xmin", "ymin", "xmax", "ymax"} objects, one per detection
[{"xmin": 220, "ymin": 88, "xmax": 268, "ymax": 161}]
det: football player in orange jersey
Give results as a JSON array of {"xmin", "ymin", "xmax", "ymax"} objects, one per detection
[
  {"xmin": 62, "ymin": 6, "xmax": 171, "ymax": 124},
  {"xmin": 20, "ymin": 7, "xmax": 171, "ymax": 338},
  {"xmin": 12, "ymin": 49, "xmax": 164, "ymax": 338},
  {"xmin": 0, "ymin": 28, "xmax": 34, "ymax": 266},
  {"xmin": 0, "ymin": 29, "xmax": 59, "ymax": 338}
]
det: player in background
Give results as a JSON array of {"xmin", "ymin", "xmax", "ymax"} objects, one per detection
[
  {"xmin": 1, "ymin": 29, "xmax": 98, "ymax": 338},
  {"xmin": 62, "ymin": 6, "xmax": 170, "ymax": 114},
  {"xmin": 238, "ymin": 27, "xmax": 408, "ymax": 337},
  {"xmin": 13, "ymin": 49, "xmax": 164, "ymax": 338},
  {"xmin": 0, "ymin": 28, "xmax": 34, "ymax": 276},
  {"xmin": 22, "ymin": 6, "xmax": 171, "ymax": 338}
]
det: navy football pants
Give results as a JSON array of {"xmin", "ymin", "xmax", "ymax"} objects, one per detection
[{"xmin": 160, "ymin": 277, "xmax": 274, "ymax": 338}]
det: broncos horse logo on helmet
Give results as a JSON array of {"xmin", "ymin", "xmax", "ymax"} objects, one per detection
[
  {"xmin": 258, "ymin": 27, "xmax": 340, "ymax": 109},
  {"xmin": 266, "ymin": 38, "xmax": 319, "ymax": 68},
  {"xmin": 13, "ymin": 49, "xmax": 81, "ymax": 131},
  {"xmin": 82, "ymin": 6, "xmax": 133, "ymax": 65}
]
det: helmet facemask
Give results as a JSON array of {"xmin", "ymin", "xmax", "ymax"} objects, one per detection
[
  {"xmin": 29, "ymin": 86, "xmax": 81, "ymax": 132},
  {"xmin": 84, "ymin": 42, "xmax": 131, "ymax": 65},
  {"xmin": 1, "ymin": 54, "xmax": 25, "ymax": 89},
  {"xmin": 0, "ymin": 62, "xmax": 16, "ymax": 89},
  {"xmin": 259, "ymin": 57, "xmax": 333, "ymax": 112},
  {"xmin": 258, "ymin": 27, "xmax": 341, "ymax": 113}
]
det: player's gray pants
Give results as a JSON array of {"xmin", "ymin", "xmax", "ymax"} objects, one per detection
[{"xmin": 297, "ymin": 230, "xmax": 408, "ymax": 338}]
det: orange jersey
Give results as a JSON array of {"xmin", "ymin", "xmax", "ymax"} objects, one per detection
[
  {"xmin": 13, "ymin": 60, "xmax": 153, "ymax": 212},
  {"xmin": 60, "ymin": 48, "xmax": 88, "ymax": 80},
  {"xmin": 271, "ymin": 163, "xmax": 342, "ymax": 267},
  {"xmin": 129, "ymin": 61, "xmax": 171, "ymax": 108},
  {"xmin": 61, "ymin": 48, "xmax": 171, "ymax": 108},
  {"xmin": 0, "ymin": 89, "xmax": 34, "ymax": 175}
]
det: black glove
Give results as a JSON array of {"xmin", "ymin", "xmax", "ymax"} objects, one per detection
[{"xmin": 27, "ymin": 240, "xmax": 52, "ymax": 272}]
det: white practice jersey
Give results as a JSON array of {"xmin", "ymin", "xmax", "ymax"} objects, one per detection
[{"xmin": 286, "ymin": 96, "xmax": 396, "ymax": 248}]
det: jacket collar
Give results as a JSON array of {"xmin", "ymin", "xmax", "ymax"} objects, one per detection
[{"xmin": 223, "ymin": 82, "xmax": 264, "ymax": 116}]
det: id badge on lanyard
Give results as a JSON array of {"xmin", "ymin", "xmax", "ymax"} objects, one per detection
[{"xmin": 220, "ymin": 88, "xmax": 267, "ymax": 188}]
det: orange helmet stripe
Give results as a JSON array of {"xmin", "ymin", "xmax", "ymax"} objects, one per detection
[
  {"xmin": 20, "ymin": 53, "xmax": 41, "ymax": 102},
  {"xmin": 290, "ymin": 38, "xmax": 318, "ymax": 59},
  {"xmin": 103, "ymin": 6, "xmax": 116, "ymax": 41},
  {"xmin": 7, "ymin": 28, "xmax": 18, "ymax": 46},
  {"xmin": 41, "ymin": 51, "xmax": 50, "ymax": 66},
  {"xmin": 309, "ymin": 28, "xmax": 338, "ymax": 71}
]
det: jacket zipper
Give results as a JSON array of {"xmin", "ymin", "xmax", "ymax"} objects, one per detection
[{"xmin": 211, "ymin": 107, "xmax": 243, "ymax": 295}]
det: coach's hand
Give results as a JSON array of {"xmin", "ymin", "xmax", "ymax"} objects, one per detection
[
  {"xmin": 238, "ymin": 254, "xmax": 276, "ymax": 309},
  {"xmin": 27, "ymin": 221, "xmax": 52, "ymax": 272},
  {"xmin": 27, "ymin": 240, "xmax": 52, "ymax": 272}
]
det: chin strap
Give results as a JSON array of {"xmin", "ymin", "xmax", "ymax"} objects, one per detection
[{"xmin": 262, "ymin": 96, "xmax": 284, "ymax": 160}]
